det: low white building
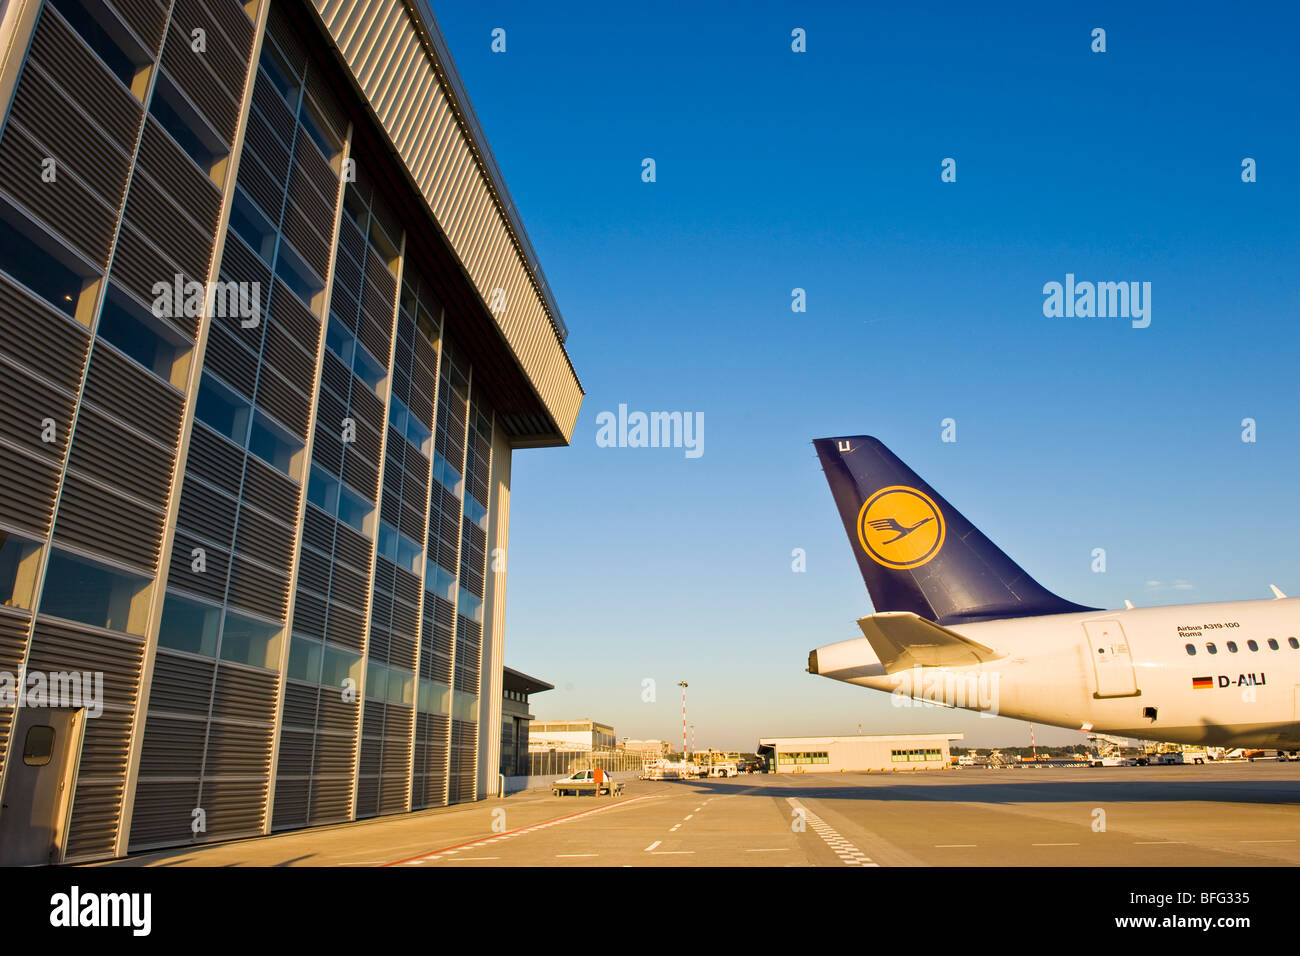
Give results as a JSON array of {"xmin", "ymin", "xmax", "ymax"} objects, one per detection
[
  {"xmin": 757, "ymin": 733, "xmax": 963, "ymax": 773},
  {"xmin": 527, "ymin": 719, "xmax": 616, "ymax": 753}
]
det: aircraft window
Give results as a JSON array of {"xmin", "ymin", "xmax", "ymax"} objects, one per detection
[
  {"xmin": 1184, "ymin": 644, "xmax": 1195, "ymax": 656},
  {"xmin": 1268, "ymin": 639, "xmax": 1279, "ymax": 650},
  {"xmin": 1206, "ymin": 643, "xmax": 1217, "ymax": 654},
  {"xmin": 1290, "ymin": 637, "xmax": 1299, "ymax": 649},
  {"xmin": 1227, "ymin": 641, "xmax": 1238, "ymax": 653},
  {"xmin": 1247, "ymin": 640, "xmax": 1259, "ymax": 652}
]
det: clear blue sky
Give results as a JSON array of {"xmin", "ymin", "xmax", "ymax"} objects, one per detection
[{"xmin": 433, "ymin": 1, "xmax": 1300, "ymax": 748}]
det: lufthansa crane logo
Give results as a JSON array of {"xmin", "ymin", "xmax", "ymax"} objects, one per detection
[{"xmin": 856, "ymin": 486, "xmax": 945, "ymax": 570}]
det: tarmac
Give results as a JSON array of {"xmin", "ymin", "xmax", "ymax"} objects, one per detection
[{"xmin": 95, "ymin": 762, "xmax": 1300, "ymax": 867}]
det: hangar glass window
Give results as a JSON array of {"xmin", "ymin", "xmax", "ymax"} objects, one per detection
[
  {"xmin": 39, "ymin": 549, "xmax": 152, "ymax": 635},
  {"xmin": 220, "ymin": 612, "xmax": 281, "ymax": 670},
  {"xmin": 228, "ymin": 189, "xmax": 276, "ymax": 265},
  {"xmin": 287, "ymin": 635, "xmax": 322, "ymax": 684},
  {"xmin": 0, "ymin": 206, "xmax": 93, "ymax": 320},
  {"xmin": 307, "ymin": 465, "xmax": 374, "ymax": 536},
  {"xmin": 433, "ymin": 451, "xmax": 463, "ymax": 498},
  {"xmin": 425, "ymin": 560, "xmax": 456, "ymax": 602},
  {"xmin": 259, "ymin": 41, "xmax": 299, "ymax": 111},
  {"xmin": 195, "ymin": 373, "xmax": 252, "ymax": 446},
  {"xmin": 457, "ymin": 588, "xmax": 483, "ymax": 624},
  {"xmin": 248, "ymin": 411, "xmax": 304, "ymax": 480},
  {"xmin": 453, "ymin": 691, "xmax": 478, "ymax": 722},
  {"xmin": 337, "ymin": 483, "xmax": 374, "ymax": 536},
  {"xmin": 149, "ymin": 73, "xmax": 226, "ymax": 176},
  {"xmin": 891, "ymin": 749, "xmax": 939, "ymax": 762},
  {"xmin": 464, "ymin": 495, "xmax": 488, "ymax": 531},
  {"xmin": 418, "ymin": 679, "xmax": 450, "ymax": 715},
  {"xmin": 299, "ymin": 97, "xmax": 340, "ymax": 162},
  {"xmin": 98, "ymin": 290, "xmax": 191, "ymax": 388},
  {"xmin": 378, "ymin": 521, "xmax": 421, "ymax": 575},
  {"xmin": 157, "ymin": 592, "xmax": 220, "ymax": 657},
  {"xmin": 0, "ymin": 532, "xmax": 42, "ymax": 610},
  {"xmin": 274, "ymin": 242, "xmax": 324, "ymax": 314},
  {"xmin": 778, "ymin": 751, "xmax": 827, "ymax": 764},
  {"xmin": 388, "ymin": 395, "xmax": 431, "ymax": 458},
  {"xmin": 48, "ymin": 0, "xmax": 147, "ymax": 94},
  {"xmin": 321, "ymin": 644, "xmax": 362, "ymax": 690},
  {"xmin": 1268, "ymin": 639, "xmax": 1279, "ymax": 650},
  {"xmin": 1185, "ymin": 644, "xmax": 1196, "ymax": 656}
]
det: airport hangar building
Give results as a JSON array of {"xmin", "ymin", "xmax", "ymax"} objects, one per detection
[
  {"xmin": 758, "ymin": 734, "xmax": 964, "ymax": 773},
  {"xmin": 0, "ymin": 0, "xmax": 581, "ymax": 864}
]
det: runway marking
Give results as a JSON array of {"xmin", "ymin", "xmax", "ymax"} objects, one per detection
[
  {"xmin": 644, "ymin": 841, "xmax": 661, "ymax": 852},
  {"xmin": 1239, "ymin": 839, "xmax": 1296, "ymax": 844},
  {"xmin": 786, "ymin": 798, "xmax": 878, "ymax": 867},
  {"xmin": 383, "ymin": 794, "xmax": 658, "ymax": 866},
  {"xmin": 1135, "ymin": 841, "xmax": 1185, "ymax": 845},
  {"xmin": 684, "ymin": 814, "xmax": 693, "ymax": 820}
]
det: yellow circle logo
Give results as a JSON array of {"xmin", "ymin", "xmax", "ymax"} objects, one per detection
[{"xmin": 856, "ymin": 486, "xmax": 946, "ymax": 570}]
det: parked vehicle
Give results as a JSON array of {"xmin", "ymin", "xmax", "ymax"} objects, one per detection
[
  {"xmin": 551, "ymin": 769, "xmax": 623, "ymax": 796},
  {"xmin": 1091, "ymin": 755, "xmax": 1135, "ymax": 767}
]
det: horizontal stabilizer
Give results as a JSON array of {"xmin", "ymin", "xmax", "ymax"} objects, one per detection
[{"xmin": 856, "ymin": 611, "xmax": 1001, "ymax": 673}]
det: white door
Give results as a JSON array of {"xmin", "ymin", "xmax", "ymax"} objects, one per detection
[
  {"xmin": 0, "ymin": 707, "xmax": 85, "ymax": 865},
  {"xmin": 1084, "ymin": 620, "xmax": 1139, "ymax": 698}
]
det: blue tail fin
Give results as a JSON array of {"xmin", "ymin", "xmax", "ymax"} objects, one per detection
[{"xmin": 813, "ymin": 436, "xmax": 1096, "ymax": 625}]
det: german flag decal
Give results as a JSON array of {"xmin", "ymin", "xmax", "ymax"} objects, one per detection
[{"xmin": 1192, "ymin": 676, "xmax": 1213, "ymax": 689}]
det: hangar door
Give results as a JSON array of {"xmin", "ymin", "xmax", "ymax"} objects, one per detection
[{"xmin": 1083, "ymin": 620, "xmax": 1139, "ymax": 698}]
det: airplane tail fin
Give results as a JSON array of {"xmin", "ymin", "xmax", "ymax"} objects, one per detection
[{"xmin": 812, "ymin": 436, "xmax": 1096, "ymax": 625}]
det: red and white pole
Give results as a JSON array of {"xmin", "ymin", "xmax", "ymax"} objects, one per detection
[{"xmin": 678, "ymin": 681, "xmax": 688, "ymax": 758}]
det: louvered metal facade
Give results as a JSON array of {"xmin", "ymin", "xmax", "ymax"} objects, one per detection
[{"xmin": 0, "ymin": 0, "xmax": 580, "ymax": 863}]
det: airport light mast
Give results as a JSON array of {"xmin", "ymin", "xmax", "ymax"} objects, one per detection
[{"xmin": 678, "ymin": 681, "xmax": 688, "ymax": 758}]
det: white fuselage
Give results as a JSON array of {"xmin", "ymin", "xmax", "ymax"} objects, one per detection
[{"xmin": 815, "ymin": 598, "xmax": 1300, "ymax": 749}]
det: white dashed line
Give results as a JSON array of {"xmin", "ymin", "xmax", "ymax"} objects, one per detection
[
  {"xmin": 787, "ymin": 797, "xmax": 878, "ymax": 867},
  {"xmin": 391, "ymin": 794, "xmax": 658, "ymax": 866},
  {"xmin": 644, "ymin": 841, "xmax": 661, "ymax": 852}
]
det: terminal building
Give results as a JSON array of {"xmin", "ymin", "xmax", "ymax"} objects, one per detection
[
  {"xmin": 0, "ymin": 0, "xmax": 581, "ymax": 864},
  {"xmin": 758, "ymin": 733, "xmax": 963, "ymax": 773},
  {"xmin": 499, "ymin": 666, "xmax": 550, "ymax": 778},
  {"xmin": 620, "ymin": 739, "xmax": 671, "ymax": 757},
  {"xmin": 528, "ymin": 719, "xmax": 617, "ymax": 754}
]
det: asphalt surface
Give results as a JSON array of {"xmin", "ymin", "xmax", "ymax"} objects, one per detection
[{"xmin": 97, "ymin": 763, "xmax": 1300, "ymax": 867}]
